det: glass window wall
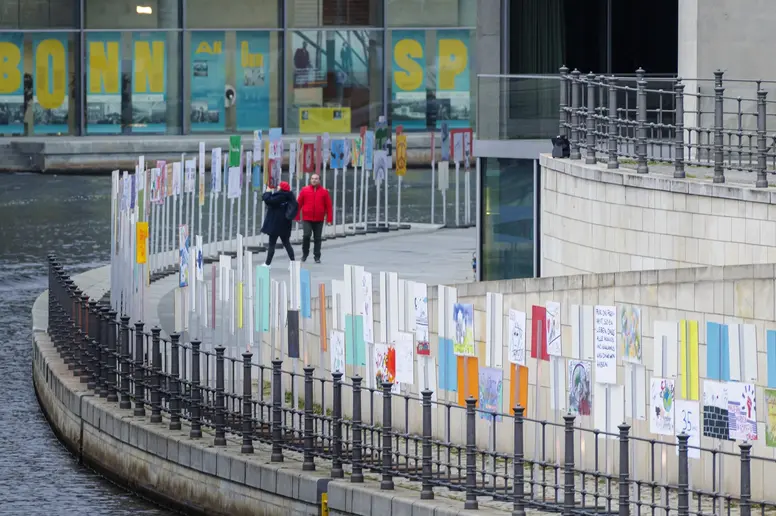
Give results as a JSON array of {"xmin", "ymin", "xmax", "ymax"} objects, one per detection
[
  {"xmin": 286, "ymin": 29, "xmax": 382, "ymax": 133},
  {"xmin": 185, "ymin": 30, "xmax": 282, "ymax": 133},
  {"xmin": 386, "ymin": 0, "xmax": 475, "ymax": 28},
  {"xmin": 0, "ymin": 0, "xmax": 78, "ymax": 29},
  {"xmin": 480, "ymin": 158, "xmax": 537, "ymax": 281},
  {"xmin": 287, "ymin": 0, "xmax": 382, "ymax": 28},
  {"xmin": 85, "ymin": 31, "xmax": 182, "ymax": 134},
  {"xmin": 0, "ymin": 32, "xmax": 78, "ymax": 135},
  {"xmin": 85, "ymin": 0, "xmax": 180, "ymax": 30},
  {"xmin": 185, "ymin": 0, "xmax": 280, "ymax": 29},
  {"xmin": 387, "ymin": 28, "xmax": 474, "ymax": 131}
]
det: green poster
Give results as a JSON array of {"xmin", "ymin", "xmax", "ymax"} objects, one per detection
[{"xmin": 229, "ymin": 135, "xmax": 241, "ymax": 167}]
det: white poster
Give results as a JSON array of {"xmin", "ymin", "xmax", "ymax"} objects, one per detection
[
  {"xmin": 508, "ymin": 309, "xmax": 526, "ymax": 365},
  {"xmin": 546, "ymin": 301, "xmax": 561, "ymax": 356},
  {"xmin": 211, "ymin": 148, "xmax": 222, "ymax": 192},
  {"xmin": 227, "ymin": 167, "xmax": 241, "ymax": 199},
  {"xmin": 727, "ymin": 382, "xmax": 758, "ymax": 441},
  {"xmin": 674, "ymin": 399, "xmax": 701, "ymax": 459},
  {"xmin": 594, "ymin": 305, "xmax": 617, "ymax": 384},
  {"xmin": 649, "ymin": 378, "xmax": 675, "ymax": 436},
  {"xmin": 289, "ymin": 142, "xmax": 298, "ymax": 181},
  {"xmin": 184, "ymin": 159, "xmax": 196, "ymax": 193},
  {"xmin": 330, "ymin": 329, "xmax": 345, "ymax": 374},
  {"xmin": 361, "ymin": 271, "xmax": 374, "ymax": 343},
  {"xmin": 195, "ymin": 235, "xmax": 204, "ymax": 282},
  {"xmin": 172, "ymin": 161, "xmax": 182, "ymax": 196},
  {"xmin": 414, "ymin": 282, "xmax": 429, "ymax": 355},
  {"xmin": 593, "ymin": 383, "xmax": 624, "ymax": 440},
  {"xmin": 417, "ymin": 357, "xmax": 438, "ymax": 405},
  {"xmin": 394, "ymin": 331, "xmax": 414, "ymax": 384}
]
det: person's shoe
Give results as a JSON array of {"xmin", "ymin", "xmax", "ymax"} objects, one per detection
[
  {"xmin": 262, "ymin": 263, "xmax": 271, "ymax": 268},
  {"xmin": 301, "ymin": 254, "xmax": 308, "ymax": 262},
  {"xmin": 314, "ymin": 258, "xmax": 321, "ymax": 264}
]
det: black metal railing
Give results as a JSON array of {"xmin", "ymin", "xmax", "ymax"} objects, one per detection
[{"xmin": 47, "ymin": 254, "xmax": 772, "ymax": 515}]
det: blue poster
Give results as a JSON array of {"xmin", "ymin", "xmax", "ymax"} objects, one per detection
[
  {"xmin": 236, "ymin": 31, "xmax": 271, "ymax": 131},
  {"xmin": 86, "ymin": 32, "xmax": 121, "ymax": 134},
  {"xmin": 436, "ymin": 29, "xmax": 470, "ymax": 129},
  {"xmin": 330, "ymin": 139, "xmax": 346, "ymax": 169},
  {"xmin": 32, "ymin": 34, "xmax": 70, "ymax": 135},
  {"xmin": 0, "ymin": 33, "xmax": 24, "ymax": 135},
  {"xmin": 364, "ymin": 130, "xmax": 374, "ymax": 170},
  {"xmin": 300, "ymin": 268, "xmax": 311, "ymax": 319},
  {"xmin": 132, "ymin": 32, "xmax": 167, "ymax": 133},
  {"xmin": 190, "ymin": 31, "xmax": 225, "ymax": 132},
  {"xmin": 391, "ymin": 30, "xmax": 426, "ymax": 131}
]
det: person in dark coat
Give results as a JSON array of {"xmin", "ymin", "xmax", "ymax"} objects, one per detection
[{"xmin": 261, "ymin": 181, "xmax": 296, "ymax": 266}]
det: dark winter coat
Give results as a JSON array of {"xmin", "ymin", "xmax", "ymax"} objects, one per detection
[{"xmin": 261, "ymin": 190, "xmax": 295, "ymax": 239}]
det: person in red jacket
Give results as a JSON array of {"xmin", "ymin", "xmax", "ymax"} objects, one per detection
[{"xmin": 295, "ymin": 173, "xmax": 332, "ymax": 263}]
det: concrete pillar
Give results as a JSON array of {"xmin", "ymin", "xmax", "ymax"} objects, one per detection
[
  {"xmin": 158, "ymin": 0, "xmax": 181, "ymax": 134},
  {"xmin": 475, "ymin": 0, "xmax": 502, "ymax": 138}
]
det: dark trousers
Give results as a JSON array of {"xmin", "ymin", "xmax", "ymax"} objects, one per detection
[
  {"xmin": 302, "ymin": 221, "xmax": 324, "ymax": 260},
  {"xmin": 265, "ymin": 234, "xmax": 295, "ymax": 265}
]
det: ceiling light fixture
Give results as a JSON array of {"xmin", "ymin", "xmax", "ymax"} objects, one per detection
[{"xmin": 136, "ymin": 6, "xmax": 152, "ymax": 14}]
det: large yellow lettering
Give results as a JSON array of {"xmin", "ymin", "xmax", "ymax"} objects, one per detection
[
  {"xmin": 36, "ymin": 39, "xmax": 66, "ymax": 110},
  {"xmin": 240, "ymin": 42, "xmax": 263, "ymax": 68},
  {"xmin": 393, "ymin": 39, "xmax": 423, "ymax": 91},
  {"xmin": 134, "ymin": 41, "xmax": 165, "ymax": 93},
  {"xmin": 438, "ymin": 39, "xmax": 467, "ymax": 90},
  {"xmin": 195, "ymin": 41, "xmax": 222, "ymax": 54},
  {"xmin": 88, "ymin": 41, "xmax": 119, "ymax": 94},
  {"xmin": 0, "ymin": 42, "xmax": 21, "ymax": 94}
]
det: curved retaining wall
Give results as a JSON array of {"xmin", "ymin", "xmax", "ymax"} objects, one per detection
[
  {"xmin": 32, "ymin": 267, "xmax": 480, "ymax": 516},
  {"xmin": 540, "ymin": 154, "xmax": 776, "ymax": 276}
]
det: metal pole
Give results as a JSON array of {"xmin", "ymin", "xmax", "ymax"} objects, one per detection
[
  {"xmin": 302, "ymin": 366, "xmax": 315, "ymax": 471},
  {"xmin": 352, "ymin": 375, "xmax": 364, "ymax": 483},
  {"xmin": 133, "ymin": 321, "xmax": 145, "ymax": 417},
  {"xmin": 241, "ymin": 351, "xmax": 254, "ymax": 453},
  {"xmin": 464, "ymin": 397, "xmax": 478, "ymax": 510},
  {"xmin": 169, "ymin": 332, "xmax": 181, "ymax": 430},
  {"xmin": 331, "ymin": 371, "xmax": 344, "ymax": 478},
  {"xmin": 271, "ymin": 358, "xmax": 284, "ymax": 462},
  {"xmin": 713, "ymin": 70, "xmax": 725, "ymax": 183},
  {"xmin": 618, "ymin": 423, "xmax": 630, "ymax": 516},
  {"xmin": 636, "ymin": 70, "xmax": 649, "ymax": 173},
  {"xmin": 214, "ymin": 345, "xmax": 227, "ymax": 446},
  {"xmin": 150, "ymin": 327, "xmax": 162, "ymax": 423},
  {"xmin": 420, "ymin": 389, "xmax": 433, "ymax": 499},
  {"xmin": 570, "ymin": 69, "xmax": 582, "ymax": 160},
  {"xmin": 740, "ymin": 442, "xmax": 752, "ymax": 516},
  {"xmin": 674, "ymin": 80, "xmax": 686, "ymax": 178},
  {"xmin": 559, "ymin": 66, "xmax": 569, "ymax": 138},
  {"xmin": 119, "ymin": 315, "xmax": 132, "ymax": 409},
  {"xmin": 756, "ymin": 89, "xmax": 768, "ymax": 188},
  {"xmin": 380, "ymin": 382, "xmax": 394, "ymax": 490},
  {"xmin": 563, "ymin": 413, "xmax": 576, "ymax": 516},
  {"xmin": 512, "ymin": 406, "xmax": 526, "ymax": 516},
  {"xmin": 586, "ymin": 72, "xmax": 597, "ymax": 164},
  {"xmin": 677, "ymin": 433, "xmax": 690, "ymax": 516},
  {"xmin": 607, "ymin": 76, "xmax": 619, "ymax": 169},
  {"xmin": 190, "ymin": 340, "xmax": 202, "ymax": 438}
]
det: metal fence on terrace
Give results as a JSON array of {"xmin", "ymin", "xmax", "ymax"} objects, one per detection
[{"xmin": 48, "ymin": 255, "xmax": 775, "ymax": 515}]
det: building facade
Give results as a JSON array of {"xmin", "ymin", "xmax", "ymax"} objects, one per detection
[{"xmin": 0, "ymin": 0, "xmax": 477, "ymax": 136}]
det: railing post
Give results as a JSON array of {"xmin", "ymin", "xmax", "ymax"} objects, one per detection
[
  {"xmin": 713, "ymin": 70, "xmax": 725, "ymax": 183},
  {"xmin": 351, "ymin": 375, "xmax": 364, "ymax": 483},
  {"xmin": 190, "ymin": 340, "xmax": 202, "ymax": 438},
  {"xmin": 99, "ymin": 306, "xmax": 110, "ymax": 397},
  {"xmin": 241, "ymin": 352, "xmax": 254, "ymax": 453},
  {"xmin": 214, "ymin": 346, "xmax": 227, "ymax": 446},
  {"xmin": 303, "ymin": 366, "xmax": 315, "ymax": 471},
  {"xmin": 570, "ymin": 69, "xmax": 582, "ymax": 160},
  {"xmin": 740, "ymin": 442, "xmax": 752, "ymax": 516},
  {"xmin": 559, "ymin": 65, "xmax": 569, "ymax": 138},
  {"xmin": 465, "ymin": 396, "xmax": 478, "ymax": 510},
  {"xmin": 380, "ymin": 382, "xmax": 394, "ymax": 490},
  {"xmin": 150, "ymin": 327, "xmax": 162, "ymax": 423},
  {"xmin": 271, "ymin": 358, "xmax": 284, "ymax": 462},
  {"xmin": 674, "ymin": 79, "xmax": 686, "ymax": 178},
  {"xmin": 331, "ymin": 371, "xmax": 344, "ymax": 478},
  {"xmin": 563, "ymin": 413, "xmax": 576, "ymax": 516},
  {"xmin": 168, "ymin": 333, "xmax": 181, "ymax": 430},
  {"xmin": 586, "ymin": 72, "xmax": 597, "ymax": 164},
  {"xmin": 133, "ymin": 322, "xmax": 145, "ymax": 417},
  {"xmin": 756, "ymin": 89, "xmax": 768, "ymax": 188},
  {"xmin": 119, "ymin": 315, "xmax": 132, "ymax": 409},
  {"xmin": 420, "ymin": 389, "xmax": 434, "ymax": 500},
  {"xmin": 107, "ymin": 310, "xmax": 119, "ymax": 402},
  {"xmin": 79, "ymin": 294, "xmax": 90, "ymax": 384},
  {"xmin": 512, "ymin": 406, "xmax": 526, "ymax": 516},
  {"xmin": 607, "ymin": 76, "xmax": 619, "ymax": 169},
  {"xmin": 636, "ymin": 69, "xmax": 649, "ymax": 174},
  {"xmin": 618, "ymin": 423, "xmax": 631, "ymax": 516},
  {"xmin": 677, "ymin": 432, "xmax": 689, "ymax": 516},
  {"xmin": 88, "ymin": 300, "xmax": 99, "ymax": 390},
  {"xmin": 71, "ymin": 289, "xmax": 83, "ymax": 375}
]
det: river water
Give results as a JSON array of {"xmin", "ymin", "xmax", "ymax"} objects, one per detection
[{"xmin": 0, "ymin": 169, "xmax": 469, "ymax": 515}]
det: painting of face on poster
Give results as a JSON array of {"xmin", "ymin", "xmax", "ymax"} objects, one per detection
[{"xmin": 568, "ymin": 360, "xmax": 592, "ymax": 416}]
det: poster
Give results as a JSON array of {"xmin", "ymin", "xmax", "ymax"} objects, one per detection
[
  {"xmin": 440, "ymin": 122, "xmax": 450, "ymax": 161},
  {"xmin": 300, "ymin": 268, "xmax": 311, "ymax": 319},
  {"xmin": 508, "ymin": 309, "xmax": 526, "ymax": 365},
  {"xmin": 211, "ymin": 148, "xmax": 222, "ymax": 192},
  {"xmin": 361, "ymin": 271, "xmax": 374, "ymax": 343},
  {"xmin": 414, "ymin": 282, "xmax": 429, "ymax": 355},
  {"xmin": 227, "ymin": 167, "xmax": 241, "ymax": 199},
  {"xmin": 86, "ymin": 32, "xmax": 121, "ymax": 134},
  {"xmin": 229, "ymin": 134, "xmax": 242, "ymax": 167},
  {"xmin": 395, "ymin": 133, "xmax": 407, "ymax": 176},
  {"xmin": 184, "ymin": 159, "xmax": 196, "ymax": 194},
  {"xmin": 394, "ymin": 331, "xmax": 414, "ymax": 384},
  {"xmin": 675, "ymin": 400, "xmax": 701, "ymax": 459},
  {"xmin": 765, "ymin": 388, "xmax": 776, "ymax": 447},
  {"xmin": 620, "ymin": 304, "xmax": 642, "ymax": 363},
  {"xmin": 728, "ymin": 382, "xmax": 758, "ymax": 441},
  {"xmin": 0, "ymin": 33, "xmax": 25, "ymax": 135},
  {"xmin": 374, "ymin": 343, "xmax": 399, "ymax": 394},
  {"xmin": 702, "ymin": 380, "xmax": 732, "ymax": 440},
  {"xmin": 301, "ymin": 143, "xmax": 315, "ymax": 173},
  {"xmin": 132, "ymin": 32, "xmax": 167, "ymax": 133},
  {"xmin": 32, "ymin": 34, "xmax": 70, "ymax": 135},
  {"xmin": 435, "ymin": 29, "xmax": 470, "ymax": 129},
  {"xmin": 136, "ymin": 222, "xmax": 149, "ymax": 264},
  {"xmin": 190, "ymin": 31, "xmax": 225, "ymax": 132},
  {"xmin": 172, "ymin": 162, "xmax": 182, "ymax": 195},
  {"xmin": 391, "ymin": 30, "xmax": 427, "ymax": 130},
  {"xmin": 546, "ymin": 301, "xmax": 561, "ymax": 356},
  {"xmin": 594, "ymin": 305, "xmax": 617, "ymax": 384},
  {"xmin": 194, "ymin": 235, "xmax": 204, "ymax": 282},
  {"xmin": 179, "ymin": 224, "xmax": 190, "ymax": 288},
  {"xmin": 330, "ymin": 329, "xmax": 345, "ymax": 373},
  {"xmin": 289, "ymin": 142, "xmax": 297, "ymax": 181},
  {"xmin": 330, "ymin": 139, "xmax": 346, "ymax": 169},
  {"xmin": 374, "ymin": 150, "xmax": 388, "ymax": 183},
  {"xmin": 478, "ymin": 367, "xmax": 503, "ymax": 421},
  {"xmin": 568, "ymin": 360, "xmax": 592, "ymax": 416},
  {"xmin": 364, "ymin": 130, "xmax": 375, "ymax": 170},
  {"xmin": 452, "ymin": 303, "xmax": 474, "ymax": 356},
  {"xmin": 649, "ymin": 378, "xmax": 675, "ymax": 436},
  {"xmin": 236, "ymin": 31, "xmax": 270, "ymax": 131},
  {"xmin": 530, "ymin": 305, "xmax": 548, "ymax": 361}
]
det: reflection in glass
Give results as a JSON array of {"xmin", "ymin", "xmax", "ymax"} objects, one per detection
[
  {"xmin": 481, "ymin": 158, "xmax": 536, "ymax": 281},
  {"xmin": 386, "ymin": 0, "xmax": 475, "ymax": 28},
  {"xmin": 287, "ymin": 30, "xmax": 382, "ymax": 133},
  {"xmin": 287, "ymin": 0, "xmax": 382, "ymax": 27},
  {"xmin": 0, "ymin": 0, "xmax": 78, "ymax": 29},
  {"xmin": 85, "ymin": 0, "xmax": 181, "ymax": 29},
  {"xmin": 184, "ymin": 0, "xmax": 280, "ymax": 29}
]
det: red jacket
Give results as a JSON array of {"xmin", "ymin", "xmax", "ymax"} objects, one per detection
[{"xmin": 296, "ymin": 184, "xmax": 332, "ymax": 223}]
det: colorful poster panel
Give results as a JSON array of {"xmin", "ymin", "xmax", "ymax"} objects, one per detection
[
  {"xmin": 86, "ymin": 32, "xmax": 121, "ymax": 134},
  {"xmin": 478, "ymin": 367, "xmax": 503, "ymax": 421},
  {"xmin": 452, "ymin": 303, "xmax": 474, "ymax": 356},
  {"xmin": 375, "ymin": 343, "xmax": 399, "ymax": 394},
  {"xmin": 179, "ymin": 224, "xmax": 190, "ymax": 288},
  {"xmin": 236, "ymin": 31, "xmax": 270, "ymax": 131},
  {"xmin": 530, "ymin": 305, "xmax": 549, "ymax": 361},
  {"xmin": 330, "ymin": 329, "xmax": 345, "ymax": 374},
  {"xmin": 680, "ymin": 320, "xmax": 700, "ymax": 401},
  {"xmin": 132, "ymin": 32, "xmax": 167, "ymax": 133},
  {"xmin": 702, "ymin": 380, "xmax": 732, "ymax": 441},
  {"xmin": 728, "ymin": 382, "xmax": 757, "ymax": 441},
  {"xmin": 456, "ymin": 355, "xmax": 479, "ymax": 407},
  {"xmin": 391, "ymin": 30, "xmax": 426, "ymax": 130},
  {"xmin": 509, "ymin": 363, "xmax": 529, "ymax": 416},
  {"xmin": 650, "ymin": 378, "xmax": 675, "ymax": 436},
  {"xmin": 620, "ymin": 304, "xmax": 642, "ymax": 364},
  {"xmin": 435, "ymin": 29, "xmax": 470, "ymax": 129},
  {"xmin": 546, "ymin": 301, "xmax": 561, "ymax": 356},
  {"xmin": 568, "ymin": 360, "xmax": 592, "ymax": 416},
  {"xmin": 675, "ymin": 400, "xmax": 701, "ymax": 459},
  {"xmin": 33, "ymin": 34, "xmax": 70, "ymax": 135},
  {"xmin": 766, "ymin": 388, "xmax": 776, "ymax": 447},
  {"xmin": 414, "ymin": 282, "xmax": 430, "ymax": 355},
  {"xmin": 508, "ymin": 309, "xmax": 526, "ymax": 366},
  {"xmin": 190, "ymin": 31, "xmax": 225, "ymax": 132}
]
